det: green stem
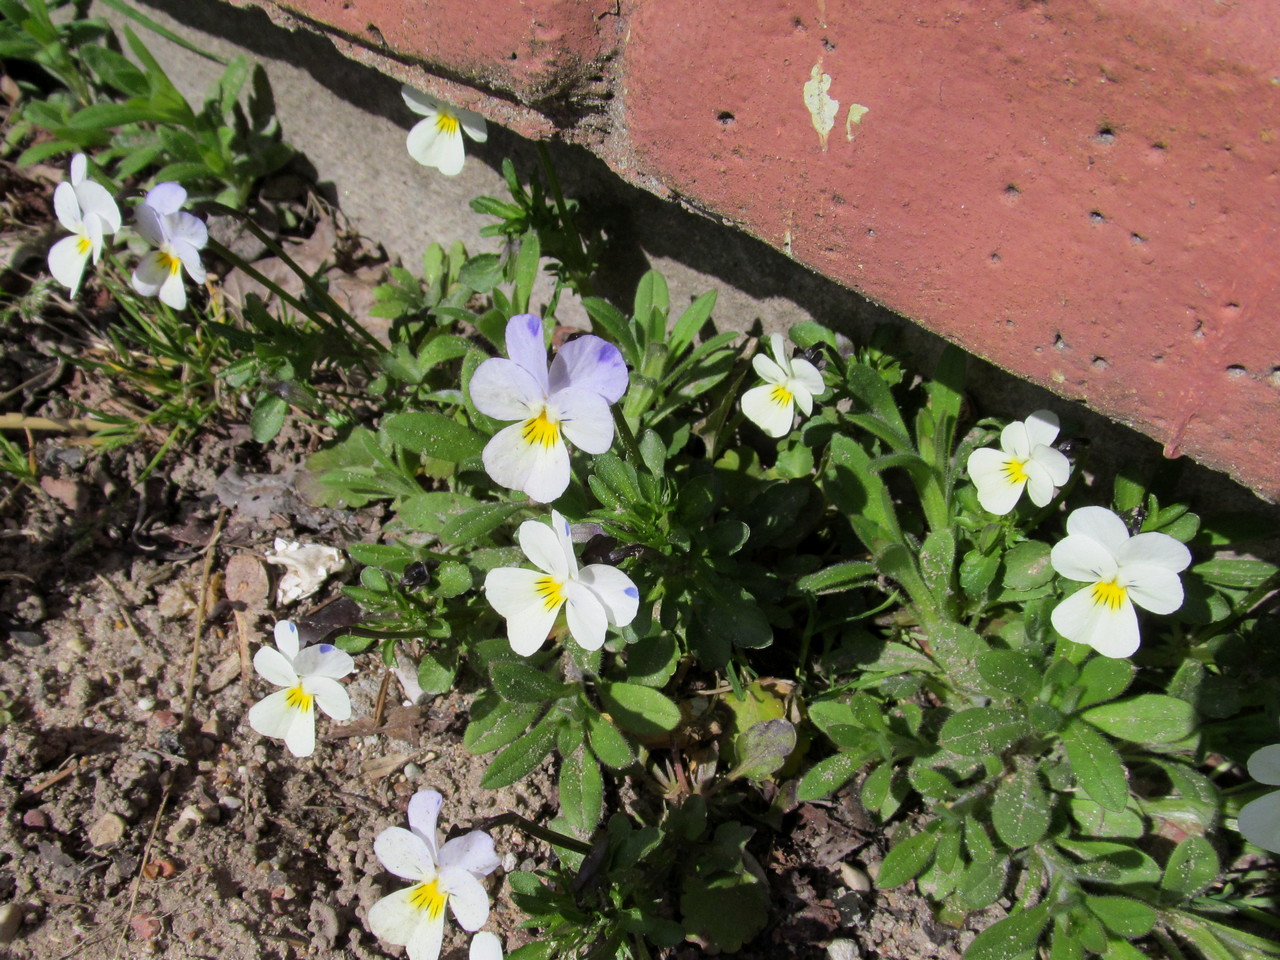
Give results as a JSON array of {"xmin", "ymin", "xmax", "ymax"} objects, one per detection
[
  {"xmin": 611, "ymin": 405, "xmax": 645, "ymax": 469},
  {"xmin": 536, "ymin": 142, "xmax": 592, "ymax": 295},
  {"xmin": 474, "ymin": 811, "xmax": 594, "ymax": 855}
]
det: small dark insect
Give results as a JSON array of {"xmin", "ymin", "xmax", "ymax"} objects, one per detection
[
  {"xmin": 1123, "ymin": 505, "xmax": 1148, "ymax": 534},
  {"xmin": 800, "ymin": 344, "xmax": 826, "ymax": 369},
  {"xmin": 400, "ymin": 561, "xmax": 432, "ymax": 589},
  {"xmin": 1056, "ymin": 437, "xmax": 1088, "ymax": 459},
  {"xmin": 581, "ymin": 534, "xmax": 644, "ymax": 567}
]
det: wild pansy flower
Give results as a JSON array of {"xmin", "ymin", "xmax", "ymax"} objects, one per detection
[
  {"xmin": 1238, "ymin": 743, "xmax": 1280, "ymax": 853},
  {"xmin": 402, "ymin": 85, "xmax": 488, "ymax": 177},
  {"xmin": 470, "ymin": 932, "xmax": 504, "ymax": 960},
  {"xmin": 47, "ymin": 153, "xmax": 121, "ymax": 296},
  {"xmin": 470, "ymin": 314, "xmax": 628, "ymax": 503},
  {"xmin": 1049, "ymin": 506, "xmax": 1191, "ymax": 658},
  {"xmin": 484, "ymin": 509, "xmax": 639, "ymax": 656},
  {"xmin": 740, "ymin": 333, "xmax": 825, "ymax": 438},
  {"xmin": 966, "ymin": 409, "xmax": 1071, "ymax": 515},
  {"xmin": 247, "ymin": 620, "xmax": 354, "ymax": 757},
  {"xmin": 130, "ymin": 182, "xmax": 208, "ymax": 311},
  {"xmin": 368, "ymin": 789, "xmax": 500, "ymax": 960}
]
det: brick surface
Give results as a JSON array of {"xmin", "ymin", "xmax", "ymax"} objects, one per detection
[{"xmin": 246, "ymin": 0, "xmax": 1280, "ymax": 498}]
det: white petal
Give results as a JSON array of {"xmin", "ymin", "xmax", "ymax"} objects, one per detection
[
  {"xmin": 789, "ymin": 379, "xmax": 815, "ymax": 417},
  {"xmin": 1066, "ymin": 507, "xmax": 1131, "ymax": 556},
  {"xmin": 1116, "ymin": 532, "xmax": 1192, "ymax": 573},
  {"xmin": 282, "ymin": 705, "xmax": 316, "ymax": 757},
  {"xmin": 406, "ymin": 905, "xmax": 447, "ymax": 960},
  {"xmin": 1051, "ymin": 534, "xmax": 1120, "ymax": 584},
  {"xmin": 1119, "ymin": 563, "xmax": 1184, "ymax": 615},
  {"xmin": 517, "ymin": 515, "xmax": 572, "ymax": 579},
  {"xmin": 439, "ymin": 830, "xmax": 500, "ymax": 877},
  {"xmin": 966, "ymin": 447, "xmax": 1025, "ymax": 516},
  {"xmin": 82, "ymin": 214, "xmax": 105, "ymax": 263},
  {"xmin": 469, "ymin": 357, "xmax": 544, "ymax": 421},
  {"xmin": 375, "ymin": 826, "xmax": 434, "ymax": 880},
  {"xmin": 145, "ymin": 182, "xmax": 186, "ymax": 215},
  {"xmin": 1022, "ymin": 409, "xmax": 1061, "ymax": 448},
  {"xmin": 292, "ymin": 643, "xmax": 355, "ymax": 679},
  {"xmin": 1051, "ymin": 586, "xmax": 1141, "ymax": 658},
  {"xmin": 274, "ymin": 620, "xmax": 301, "ymax": 658},
  {"xmin": 563, "ymin": 580, "xmax": 608, "ymax": 651},
  {"xmin": 134, "ymin": 202, "xmax": 168, "ymax": 247},
  {"xmin": 1021, "ymin": 458, "xmax": 1057, "ymax": 507},
  {"xmin": 1030, "ymin": 444, "xmax": 1071, "ymax": 487},
  {"xmin": 305, "ymin": 675, "xmax": 351, "ymax": 721},
  {"xmin": 471, "ymin": 931, "xmax": 504, "ymax": 960},
  {"xmin": 999, "ymin": 420, "xmax": 1032, "ymax": 459},
  {"xmin": 577, "ymin": 564, "xmax": 640, "ymax": 626},
  {"xmin": 53, "ymin": 182, "xmax": 82, "ymax": 234},
  {"xmin": 367, "ymin": 886, "xmax": 432, "ymax": 948},
  {"xmin": 483, "ymin": 568, "xmax": 561, "ymax": 656},
  {"xmin": 170, "ymin": 211, "xmax": 207, "ymax": 249},
  {"xmin": 790, "ymin": 357, "xmax": 825, "ymax": 398},
  {"xmin": 70, "ymin": 153, "xmax": 87, "ymax": 184},
  {"xmin": 502, "ymin": 314, "xmax": 551, "ymax": 391},
  {"xmin": 554, "ymin": 387, "xmax": 615, "ymax": 454},
  {"xmin": 131, "ymin": 250, "xmax": 169, "ymax": 297},
  {"xmin": 402, "ymin": 85, "xmax": 442, "ymax": 117},
  {"xmin": 1247, "ymin": 745, "xmax": 1280, "ymax": 787},
  {"xmin": 751, "ymin": 353, "xmax": 787, "ymax": 385},
  {"xmin": 407, "ymin": 119, "xmax": 465, "ymax": 175},
  {"xmin": 75, "ymin": 180, "xmax": 121, "ymax": 233},
  {"xmin": 767, "ymin": 333, "xmax": 792, "ymax": 376},
  {"xmin": 247, "ymin": 688, "xmax": 299, "ymax": 739},
  {"xmin": 1237, "ymin": 791, "xmax": 1280, "ymax": 854},
  {"xmin": 253, "ymin": 646, "xmax": 298, "ymax": 687},
  {"xmin": 741, "ymin": 382, "xmax": 794, "ymax": 438},
  {"xmin": 481, "ymin": 422, "xmax": 570, "ymax": 503},
  {"xmin": 158, "ymin": 269, "xmax": 188, "ymax": 311},
  {"xmin": 442, "ymin": 867, "xmax": 490, "ymax": 931},
  {"xmin": 548, "ymin": 335, "xmax": 628, "ymax": 402},
  {"xmin": 47, "ymin": 234, "xmax": 89, "ymax": 294},
  {"xmin": 457, "ymin": 106, "xmax": 489, "ymax": 143},
  {"xmin": 408, "ymin": 789, "xmax": 444, "ymax": 858}
]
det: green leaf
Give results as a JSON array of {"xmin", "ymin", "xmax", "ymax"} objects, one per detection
[
  {"xmin": 481, "ymin": 714, "xmax": 558, "ymax": 788},
  {"xmin": 396, "ymin": 492, "xmax": 481, "ymax": 534},
  {"xmin": 878, "ymin": 829, "xmax": 937, "ymax": 888},
  {"xmin": 965, "ymin": 904, "xmax": 1052, "ymax": 960},
  {"xmin": 1003, "ymin": 540, "xmax": 1054, "ymax": 590},
  {"xmin": 669, "ymin": 289, "xmax": 718, "ymax": 355},
  {"xmin": 490, "ymin": 661, "xmax": 570, "ymax": 703},
  {"xmin": 796, "ymin": 753, "xmax": 865, "ymax": 802},
  {"xmin": 957, "ymin": 856, "xmax": 1009, "ymax": 911},
  {"xmin": 383, "ymin": 411, "xmax": 484, "ymax": 462},
  {"xmin": 1081, "ymin": 694, "xmax": 1196, "ymax": 743},
  {"xmin": 992, "ymin": 765, "xmax": 1051, "ymax": 848},
  {"xmin": 1192, "ymin": 557, "xmax": 1278, "ymax": 589},
  {"xmin": 598, "ymin": 681, "xmax": 680, "ymax": 737},
  {"xmin": 458, "ymin": 252, "xmax": 504, "ymax": 292},
  {"xmin": 793, "ymin": 561, "xmax": 877, "ymax": 595},
  {"xmin": 1088, "ymin": 897, "xmax": 1155, "ymax": 938},
  {"xmin": 433, "ymin": 560, "xmax": 472, "ymax": 598},
  {"xmin": 439, "ymin": 501, "xmax": 523, "ymax": 544},
  {"xmin": 463, "ymin": 694, "xmax": 540, "ymax": 754},
  {"xmin": 586, "ymin": 713, "xmax": 634, "ymax": 768},
  {"xmin": 1062, "ymin": 719, "xmax": 1129, "ymax": 812},
  {"xmin": 558, "ymin": 747, "xmax": 603, "ymax": 839},
  {"xmin": 939, "ymin": 707, "xmax": 1028, "ymax": 757},
  {"xmin": 977, "ymin": 650, "xmax": 1042, "ymax": 700},
  {"xmin": 250, "ymin": 393, "xmax": 287, "ymax": 443},
  {"xmin": 730, "ymin": 719, "xmax": 797, "ymax": 781},
  {"xmin": 1160, "ymin": 836, "xmax": 1219, "ymax": 899},
  {"xmin": 1075, "ymin": 656, "xmax": 1135, "ymax": 709}
]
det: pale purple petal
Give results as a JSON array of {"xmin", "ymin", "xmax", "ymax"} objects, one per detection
[
  {"xmin": 134, "ymin": 202, "xmax": 168, "ymax": 247},
  {"xmin": 131, "ymin": 250, "xmax": 170, "ymax": 297},
  {"xmin": 53, "ymin": 181, "xmax": 82, "ymax": 233},
  {"xmin": 548, "ymin": 335, "xmax": 628, "ymax": 403},
  {"xmin": 554, "ymin": 387, "xmax": 615, "ymax": 454},
  {"xmin": 578, "ymin": 564, "xmax": 640, "ymax": 627},
  {"xmin": 1247, "ymin": 745, "xmax": 1280, "ymax": 787},
  {"xmin": 439, "ymin": 830, "xmax": 500, "ymax": 877},
  {"xmin": 70, "ymin": 153, "xmax": 87, "ymax": 184},
  {"xmin": 292, "ymin": 643, "xmax": 354, "ymax": 680},
  {"xmin": 75, "ymin": 180, "xmax": 121, "ymax": 233},
  {"xmin": 502, "ymin": 315, "xmax": 550, "ymax": 393},
  {"xmin": 469, "ymin": 357, "xmax": 545, "ymax": 421},
  {"xmin": 1237, "ymin": 791, "xmax": 1280, "ymax": 854},
  {"xmin": 158, "ymin": 268, "xmax": 188, "ymax": 311},
  {"xmin": 408, "ymin": 789, "xmax": 444, "ymax": 858},
  {"xmin": 144, "ymin": 182, "xmax": 186, "ymax": 215},
  {"xmin": 170, "ymin": 211, "xmax": 207, "ymax": 250},
  {"xmin": 171, "ymin": 238, "xmax": 206, "ymax": 284}
]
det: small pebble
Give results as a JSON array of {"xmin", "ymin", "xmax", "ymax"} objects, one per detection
[
  {"xmin": 0, "ymin": 903, "xmax": 22, "ymax": 945},
  {"xmin": 403, "ymin": 763, "xmax": 422, "ymax": 778},
  {"xmin": 87, "ymin": 812, "xmax": 127, "ymax": 847},
  {"xmin": 10, "ymin": 631, "xmax": 44, "ymax": 648},
  {"xmin": 838, "ymin": 862, "xmax": 872, "ymax": 893},
  {"xmin": 149, "ymin": 710, "xmax": 179, "ymax": 730},
  {"xmin": 827, "ymin": 938, "xmax": 861, "ymax": 960},
  {"xmin": 21, "ymin": 810, "xmax": 48, "ymax": 830},
  {"xmin": 219, "ymin": 796, "xmax": 243, "ymax": 810},
  {"xmin": 136, "ymin": 697, "xmax": 156, "ymax": 711}
]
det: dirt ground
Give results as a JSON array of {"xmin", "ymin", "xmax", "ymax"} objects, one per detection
[{"xmin": 0, "ymin": 159, "xmax": 986, "ymax": 960}]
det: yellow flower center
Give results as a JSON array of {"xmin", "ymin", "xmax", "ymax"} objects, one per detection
[
  {"xmin": 535, "ymin": 576, "xmax": 566, "ymax": 612},
  {"xmin": 1003, "ymin": 458, "xmax": 1030, "ymax": 484},
  {"xmin": 770, "ymin": 383, "xmax": 794, "ymax": 407},
  {"xmin": 1090, "ymin": 579, "xmax": 1128, "ymax": 611},
  {"xmin": 284, "ymin": 683, "xmax": 314, "ymax": 712},
  {"xmin": 521, "ymin": 409, "xmax": 561, "ymax": 449},
  {"xmin": 408, "ymin": 878, "xmax": 448, "ymax": 919},
  {"xmin": 435, "ymin": 112, "xmax": 461, "ymax": 136},
  {"xmin": 76, "ymin": 235, "xmax": 93, "ymax": 256},
  {"xmin": 160, "ymin": 250, "xmax": 183, "ymax": 276}
]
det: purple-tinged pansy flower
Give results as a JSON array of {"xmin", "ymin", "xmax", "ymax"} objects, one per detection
[
  {"xmin": 247, "ymin": 620, "xmax": 353, "ymax": 757},
  {"xmin": 368, "ymin": 789, "xmax": 500, "ymax": 960},
  {"xmin": 402, "ymin": 85, "xmax": 488, "ymax": 177},
  {"xmin": 469, "ymin": 314, "xmax": 628, "ymax": 503},
  {"xmin": 484, "ymin": 509, "xmax": 640, "ymax": 655},
  {"xmin": 47, "ymin": 153, "xmax": 121, "ymax": 296},
  {"xmin": 740, "ymin": 333, "xmax": 825, "ymax": 438},
  {"xmin": 130, "ymin": 182, "xmax": 207, "ymax": 311}
]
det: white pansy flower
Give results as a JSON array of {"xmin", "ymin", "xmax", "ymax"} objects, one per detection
[
  {"xmin": 470, "ymin": 314, "xmax": 628, "ymax": 503},
  {"xmin": 740, "ymin": 333, "xmax": 825, "ymax": 438},
  {"xmin": 47, "ymin": 153, "xmax": 121, "ymax": 296},
  {"xmin": 484, "ymin": 509, "xmax": 640, "ymax": 656},
  {"xmin": 247, "ymin": 621, "xmax": 354, "ymax": 757},
  {"xmin": 966, "ymin": 409, "xmax": 1071, "ymax": 515},
  {"xmin": 368, "ymin": 790, "xmax": 500, "ymax": 960},
  {"xmin": 402, "ymin": 85, "xmax": 488, "ymax": 176},
  {"xmin": 1049, "ymin": 506, "xmax": 1191, "ymax": 658},
  {"xmin": 470, "ymin": 932, "xmax": 504, "ymax": 960},
  {"xmin": 130, "ymin": 182, "xmax": 208, "ymax": 311},
  {"xmin": 1238, "ymin": 744, "xmax": 1280, "ymax": 854}
]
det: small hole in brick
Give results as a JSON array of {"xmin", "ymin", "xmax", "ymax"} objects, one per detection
[
  {"xmin": 990, "ymin": 252, "xmax": 1001, "ymax": 263},
  {"xmin": 509, "ymin": 51, "xmax": 518, "ymax": 60},
  {"xmin": 792, "ymin": 16, "xmax": 805, "ymax": 30},
  {"xmin": 1089, "ymin": 211, "xmax": 1106, "ymax": 223},
  {"xmin": 1053, "ymin": 333, "xmax": 1067, "ymax": 350},
  {"xmin": 1226, "ymin": 365, "xmax": 1247, "ymax": 378},
  {"xmin": 1270, "ymin": 367, "xmax": 1280, "ymax": 388},
  {"xmin": 1004, "ymin": 183, "xmax": 1021, "ymax": 198},
  {"xmin": 1130, "ymin": 232, "xmax": 1146, "ymax": 243},
  {"xmin": 717, "ymin": 111, "xmax": 735, "ymax": 125},
  {"xmin": 1092, "ymin": 356, "xmax": 1108, "ymax": 370},
  {"xmin": 1095, "ymin": 125, "xmax": 1116, "ymax": 144},
  {"xmin": 866, "ymin": 228, "xmax": 875, "ymax": 237},
  {"xmin": 822, "ymin": 37, "xmax": 836, "ymax": 51}
]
